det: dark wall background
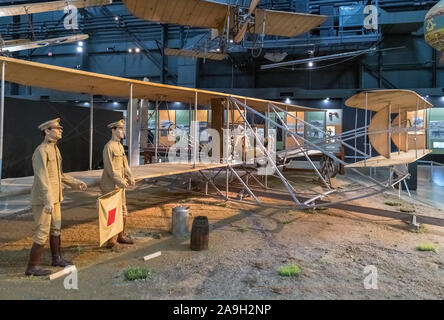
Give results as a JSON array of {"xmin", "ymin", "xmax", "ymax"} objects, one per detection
[
  {"xmin": 2, "ymin": 97, "xmax": 123, "ymax": 178},
  {"xmin": 343, "ymin": 106, "xmax": 373, "ymax": 162}
]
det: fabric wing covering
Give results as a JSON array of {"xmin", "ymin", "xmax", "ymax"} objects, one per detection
[
  {"xmin": 0, "ymin": 0, "xmax": 112, "ymax": 17},
  {"xmin": 0, "ymin": 56, "xmax": 315, "ymax": 113},
  {"xmin": 253, "ymin": 9, "xmax": 327, "ymax": 37},
  {"xmin": 123, "ymin": 0, "xmax": 326, "ymax": 38},
  {"xmin": 123, "ymin": 0, "xmax": 229, "ymax": 30},
  {"xmin": 345, "ymin": 89, "xmax": 432, "ymax": 112}
]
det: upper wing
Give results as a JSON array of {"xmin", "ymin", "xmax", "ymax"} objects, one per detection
[
  {"xmin": 0, "ymin": 0, "xmax": 112, "ymax": 17},
  {"xmin": 123, "ymin": 0, "xmax": 229, "ymax": 30},
  {"xmin": 0, "ymin": 34, "xmax": 89, "ymax": 52},
  {"xmin": 253, "ymin": 9, "xmax": 327, "ymax": 37},
  {"xmin": 345, "ymin": 90, "xmax": 433, "ymax": 112}
]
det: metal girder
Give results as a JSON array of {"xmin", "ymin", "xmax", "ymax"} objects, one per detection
[
  {"xmin": 229, "ymin": 97, "xmax": 301, "ymax": 204},
  {"xmin": 100, "ymin": 6, "xmax": 178, "ymax": 83},
  {"xmin": 236, "ymin": 98, "xmax": 387, "ymax": 189},
  {"xmin": 270, "ymin": 104, "xmax": 332, "ymax": 190},
  {"xmin": 198, "ymin": 170, "xmax": 228, "ymax": 200},
  {"xmin": 362, "ymin": 63, "xmax": 398, "ymax": 89},
  {"xmin": 228, "ymin": 166, "xmax": 260, "ymax": 204}
]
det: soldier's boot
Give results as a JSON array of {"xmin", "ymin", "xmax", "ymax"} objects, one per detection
[
  {"xmin": 106, "ymin": 235, "xmax": 122, "ymax": 251},
  {"xmin": 25, "ymin": 243, "xmax": 51, "ymax": 277},
  {"xmin": 117, "ymin": 217, "xmax": 134, "ymax": 244},
  {"xmin": 50, "ymin": 235, "xmax": 73, "ymax": 267}
]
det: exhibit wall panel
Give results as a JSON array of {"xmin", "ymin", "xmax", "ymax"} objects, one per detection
[
  {"xmin": 427, "ymin": 108, "xmax": 444, "ymax": 155},
  {"xmin": 304, "ymin": 111, "xmax": 327, "ymax": 150}
]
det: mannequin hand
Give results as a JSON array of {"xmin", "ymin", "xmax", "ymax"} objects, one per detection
[
  {"xmin": 44, "ymin": 204, "xmax": 53, "ymax": 214},
  {"xmin": 118, "ymin": 180, "xmax": 128, "ymax": 188},
  {"xmin": 79, "ymin": 182, "xmax": 87, "ymax": 191}
]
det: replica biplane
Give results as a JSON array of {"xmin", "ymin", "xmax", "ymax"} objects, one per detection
[
  {"xmin": 0, "ymin": 56, "xmax": 434, "ymax": 213},
  {"xmin": 123, "ymin": 0, "xmax": 327, "ymax": 59},
  {"xmin": 0, "ymin": 0, "xmax": 111, "ymax": 53}
]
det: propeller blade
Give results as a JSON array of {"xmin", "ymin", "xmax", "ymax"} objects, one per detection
[
  {"xmin": 234, "ymin": 0, "xmax": 260, "ymax": 43},
  {"xmin": 234, "ymin": 22, "xmax": 248, "ymax": 43},
  {"xmin": 211, "ymin": 29, "xmax": 219, "ymax": 40},
  {"xmin": 248, "ymin": 0, "xmax": 260, "ymax": 16}
]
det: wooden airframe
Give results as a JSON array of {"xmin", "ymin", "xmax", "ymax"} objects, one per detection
[
  {"xmin": 123, "ymin": 0, "xmax": 327, "ymax": 40},
  {"xmin": 164, "ymin": 48, "xmax": 227, "ymax": 61},
  {"xmin": 0, "ymin": 34, "xmax": 89, "ymax": 53},
  {"xmin": 345, "ymin": 89, "xmax": 433, "ymax": 168},
  {"xmin": 0, "ymin": 56, "xmax": 315, "ymax": 113},
  {"xmin": 0, "ymin": 0, "xmax": 112, "ymax": 17},
  {"xmin": 0, "ymin": 0, "xmax": 110, "ymax": 53}
]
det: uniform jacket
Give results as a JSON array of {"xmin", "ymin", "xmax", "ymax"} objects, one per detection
[
  {"xmin": 31, "ymin": 139, "xmax": 83, "ymax": 206},
  {"xmin": 100, "ymin": 140, "xmax": 134, "ymax": 193}
]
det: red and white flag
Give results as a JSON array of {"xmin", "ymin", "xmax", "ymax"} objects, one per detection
[{"xmin": 97, "ymin": 189, "xmax": 124, "ymax": 246}]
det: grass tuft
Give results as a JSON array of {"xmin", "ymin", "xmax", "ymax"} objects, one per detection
[
  {"xmin": 124, "ymin": 267, "xmax": 153, "ymax": 281},
  {"xmin": 145, "ymin": 232, "xmax": 161, "ymax": 239},
  {"xmin": 416, "ymin": 243, "xmax": 437, "ymax": 253},
  {"xmin": 215, "ymin": 202, "xmax": 227, "ymax": 208},
  {"xmin": 278, "ymin": 263, "xmax": 301, "ymax": 277},
  {"xmin": 238, "ymin": 226, "xmax": 249, "ymax": 233},
  {"xmin": 400, "ymin": 207, "xmax": 415, "ymax": 213},
  {"xmin": 384, "ymin": 201, "xmax": 401, "ymax": 206}
]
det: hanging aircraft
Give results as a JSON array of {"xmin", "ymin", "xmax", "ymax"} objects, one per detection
[
  {"xmin": 0, "ymin": 0, "xmax": 112, "ymax": 53},
  {"xmin": 123, "ymin": 0, "xmax": 327, "ymax": 58}
]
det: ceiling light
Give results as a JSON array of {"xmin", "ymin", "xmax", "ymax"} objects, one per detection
[
  {"xmin": 323, "ymin": 97, "xmax": 330, "ymax": 103},
  {"xmin": 78, "ymin": 41, "xmax": 83, "ymax": 47},
  {"xmin": 135, "ymin": 48, "xmax": 140, "ymax": 53},
  {"xmin": 115, "ymin": 16, "xmax": 119, "ymax": 21},
  {"xmin": 308, "ymin": 61, "xmax": 313, "ymax": 67},
  {"xmin": 128, "ymin": 48, "xmax": 133, "ymax": 53},
  {"xmin": 76, "ymin": 46, "xmax": 83, "ymax": 53},
  {"xmin": 285, "ymin": 98, "xmax": 291, "ymax": 104}
]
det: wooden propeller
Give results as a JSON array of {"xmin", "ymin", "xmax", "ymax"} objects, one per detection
[{"xmin": 234, "ymin": 0, "xmax": 260, "ymax": 43}]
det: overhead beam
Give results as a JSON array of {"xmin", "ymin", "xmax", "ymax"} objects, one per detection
[
  {"xmin": 100, "ymin": 6, "xmax": 178, "ymax": 84},
  {"xmin": 362, "ymin": 64, "xmax": 398, "ymax": 89}
]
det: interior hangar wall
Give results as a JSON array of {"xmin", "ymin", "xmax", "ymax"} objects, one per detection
[{"xmin": 1, "ymin": 97, "xmax": 123, "ymax": 178}]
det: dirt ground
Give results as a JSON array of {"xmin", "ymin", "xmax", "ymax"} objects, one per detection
[{"xmin": 0, "ymin": 172, "xmax": 443, "ymax": 300}]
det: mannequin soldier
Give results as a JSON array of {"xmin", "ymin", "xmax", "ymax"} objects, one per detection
[
  {"xmin": 26, "ymin": 118, "xmax": 87, "ymax": 276},
  {"xmin": 101, "ymin": 119, "xmax": 135, "ymax": 249}
]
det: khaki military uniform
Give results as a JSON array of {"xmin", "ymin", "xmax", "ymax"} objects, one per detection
[
  {"xmin": 31, "ymin": 139, "xmax": 83, "ymax": 245},
  {"xmin": 100, "ymin": 140, "xmax": 134, "ymax": 216}
]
